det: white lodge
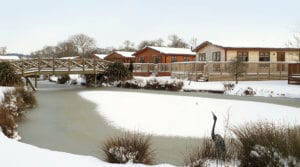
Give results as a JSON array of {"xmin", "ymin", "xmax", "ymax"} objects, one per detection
[{"xmin": 193, "ymin": 41, "xmax": 300, "ymax": 63}]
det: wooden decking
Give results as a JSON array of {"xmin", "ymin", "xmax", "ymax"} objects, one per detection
[{"xmin": 8, "ymin": 57, "xmax": 111, "ymax": 77}]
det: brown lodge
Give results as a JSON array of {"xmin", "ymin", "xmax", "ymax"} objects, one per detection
[{"xmin": 96, "ymin": 42, "xmax": 300, "ymax": 63}]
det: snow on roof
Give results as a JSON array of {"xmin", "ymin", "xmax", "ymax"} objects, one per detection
[
  {"xmin": 0, "ymin": 55, "xmax": 20, "ymax": 60},
  {"xmin": 115, "ymin": 51, "xmax": 135, "ymax": 58},
  {"xmin": 59, "ymin": 56, "xmax": 78, "ymax": 60},
  {"xmin": 148, "ymin": 46, "xmax": 195, "ymax": 55},
  {"xmin": 94, "ymin": 54, "xmax": 107, "ymax": 59}
]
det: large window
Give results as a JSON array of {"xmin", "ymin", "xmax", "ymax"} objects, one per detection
[
  {"xmin": 259, "ymin": 51, "xmax": 270, "ymax": 61},
  {"xmin": 184, "ymin": 56, "xmax": 189, "ymax": 62},
  {"xmin": 154, "ymin": 56, "xmax": 161, "ymax": 63},
  {"xmin": 198, "ymin": 53, "xmax": 206, "ymax": 61},
  {"xmin": 171, "ymin": 56, "xmax": 177, "ymax": 62},
  {"xmin": 237, "ymin": 51, "xmax": 249, "ymax": 61},
  {"xmin": 140, "ymin": 56, "xmax": 145, "ymax": 63},
  {"xmin": 212, "ymin": 52, "xmax": 221, "ymax": 61}
]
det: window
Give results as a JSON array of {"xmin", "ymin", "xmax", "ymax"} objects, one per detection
[
  {"xmin": 212, "ymin": 52, "xmax": 221, "ymax": 61},
  {"xmin": 171, "ymin": 56, "xmax": 177, "ymax": 62},
  {"xmin": 184, "ymin": 56, "xmax": 189, "ymax": 62},
  {"xmin": 259, "ymin": 51, "xmax": 270, "ymax": 61},
  {"xmin": 154, "ymin": 56, "xmax": 161, "ymax": 63},
  {"xmin": 140, "ymin": 57, "xmax": 145, "ymax": 63},
  {"xmin": 237, "ymin": 51, "xmax": 249, "ymax": 61},
  {"xmin": 198, "ymin": 53, "xmax": 206, "ymax": 61}
]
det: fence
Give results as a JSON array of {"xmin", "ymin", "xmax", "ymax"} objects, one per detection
[{"xmin": 125, "ymin": 62, "xmax": 291, "ymax": 81}]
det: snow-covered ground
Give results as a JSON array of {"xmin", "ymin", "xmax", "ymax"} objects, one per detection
[
  {"xmin": 0, "ymin": 130, "xmax": 174, "ymax": 167},
  {"xmin": 79, "ymin": 91, "xmax": 300, "ymax": 138},
  {"xmin": 0, "ymin": 87, "xmax": 14, "ymax": 102},
  {"xmin": 134, "ymin": 77, "xmax": 300, "ymax": 98}
]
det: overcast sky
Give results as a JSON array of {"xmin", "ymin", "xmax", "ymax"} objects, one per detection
[{"xmin": 1, "ymin": 0, "xmax": 300, "ymax": 54}]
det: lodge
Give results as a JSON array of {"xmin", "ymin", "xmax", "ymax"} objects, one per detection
[
  {"xmin": 104, "ymin": 51, "xmax": 135, "ymax": 63},
  {"xmin": 193, "ymin": 41, "xmax": 300, "ymax": 62},
  {"xmin": 134, "ymin": 46, "xmax": 195, "ymax": 63}
]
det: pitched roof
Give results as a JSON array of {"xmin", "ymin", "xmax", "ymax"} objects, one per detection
[
  {"xmin": 114, "ymin": 51, "xmax": 135, "ymax": 58},
  {"xmin": 59, "ymin": 56, "xmax": 78, "ymax": 60},
  {"xmin": 94, "ymin": 54, "xmax": 107, "ymax": 59},
  {"xmin": 135, "ymin": 46, "xmax": 195, "ymax": 56},
  {"xmin": 0, "ymin": 55, "xmax": 19, "ymax": 60},
  {"xmin": 193, "ymin": 41, "xmax": 300, "ymax": 52}
]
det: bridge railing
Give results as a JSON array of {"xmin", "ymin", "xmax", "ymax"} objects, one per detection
[{"xmin": 9, "ymin": 57, "xmax": 111, "ymax": 76}]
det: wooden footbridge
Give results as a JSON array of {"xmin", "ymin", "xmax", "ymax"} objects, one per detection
[{"xmin": 7, "ymin": 57, "xmax": 111, "ymax": 90}]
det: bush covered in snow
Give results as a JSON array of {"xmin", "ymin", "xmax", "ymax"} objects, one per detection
[
  {"xmin": 0, "ymin": 62, "xmax": 23, "ymax": 86},
  {"xmin": 232, "ymin": 122, "xmax": 300, "ymax": 166},
  {"xmin": 102, "ymin": 133, "xmax": 155, "ymax": 164},
  {"xmin": 113, "ymin": 78, "xmax": 183, "ymax": 91},
  {"xmin": 104, "ymin": 62, "xmax": 133, "ymax": 83},
  {"xmin": 57, "ymin": 75, "xmax": 70, "ymax": 84},
  {"xmin": 0, "ymin": 87, "xmax": 36, "ymax": 139}
]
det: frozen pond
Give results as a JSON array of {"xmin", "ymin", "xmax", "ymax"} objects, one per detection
[{"xmin": 18, "ymin": 82, "xmax": 300, "ymax": 166}]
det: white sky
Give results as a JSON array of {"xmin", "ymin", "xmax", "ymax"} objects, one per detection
[{"xmin": 0, "ymin": 0, "xmax": 299, "ymax": 54}]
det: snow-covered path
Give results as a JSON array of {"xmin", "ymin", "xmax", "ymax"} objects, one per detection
[{"xmin": 79, "ymin": 91, "xmax": 300, "ymax": 138}]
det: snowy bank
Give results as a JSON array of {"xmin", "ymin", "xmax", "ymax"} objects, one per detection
[
  {"xmin": 79, "ymin": 91, "xmax": 300, "ymax": 138},
  {"xmin": 0, "ymin": 130, "xmax": 174, "ymax": 167},
  {"xmin": 131, "ymin": 77, "xmax": 300, "ymax": 98}
]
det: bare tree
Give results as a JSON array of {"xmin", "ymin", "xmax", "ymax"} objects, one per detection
[
  {"xmin": 68, "ymin": 33, "xmax": 96, "ymax": 57},
  {"xmin": 167, "ymin": 34, "xmax": 189, "ymax": 48},
  {"xmin": 120, "ymin": 40, "xmax": 136, "ymax": 51},
  {"xmin": 0, "ymin": 47, "xmax": 7, "ymax": 55},
  {"xmin": 56, "ymin": 41, "xmax": 78, "ymax": 58},
  {"xmin": 138, "ymin": 38, "xmax": 165, "ymax": 50},
  {"xmin": 189, "ymin": 37, "xmax": 199, "ymax": 50},
  {"xmin": 228, "ymin": 58, "xmax": 247, "ymax": 84}
]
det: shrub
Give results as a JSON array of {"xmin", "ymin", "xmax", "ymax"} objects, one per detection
[
  {"xmin": 104, "ymin": 62, "xmax": 132, "ymax": 83},
  {"xmin": 102, "ymin": 133, "xmax": 155, "ymax": 164},
  {"xmin": 243, "ymin": 87, "xmax": 256, "ymax": 96},
  {"xmin": 232, "ymin": 122, "xmax": 300, "ymax": 167},
  {"xmin": 184, "ymin": 138, "xmax": 215, "ymax": 167},
  {"xmin": 84, "ymin": 74, "xmax": 103, "ymax": 87},
  {"xmin": 2, "ymin": 88, "xmax": 36, "ymax": 116},
  {"xmin": 0, "ymin": 62, "xmax": 23, "ymax": 86},
  {"xmin": 128, "ymin": 61, "xmax": 134, "ymax": 73},
  {"xmin": 184, "ymin": 138, "xmax": 238, "ymax": 167},
  {"xmin": 0, "ymin": 106, "xmax": 17, "ymax": 138},
  {"xmin": 144, "ymin": 79, "xmax": 183, "ymax": 91},
  {"xmin": 57, "ymin": 75, "xmax": 70, "ymax": 84},
  {"xmin": 15, "ymin": 87, "xmax": 37, "ymax": 109}
]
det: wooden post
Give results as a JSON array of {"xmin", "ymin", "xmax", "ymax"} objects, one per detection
[
  {"xmin": 21, "ymin": 59, "xmax": 24, "ymax": 76},
  {"xmin": 268, "ymin": 62, "xmax": 271, "ymax": 80},
  {"xmin": 93, "ymin": 56, "xmax": 97, "ymax": 87},
  {"xmin": 38, "ymin": 57, "xmax": 41, "ymax": 78},
  {"xmin": 68, "ymin": 58, "xmax": 71, "ymax": 73},
  {"xmin": 82, "ymin": 56, "xmax": 85, "ymax": 72},
  {"xmin": 257, "ymin": 63, "xmax": 259, "ymax": 80},
  {"xmin": 279, "ymin": 63, "xmax": 282, "ymax": 80},
  {"xmin": 34, "ymin": 73, "xmax": 38, "ymax": 88},
  {"xmin": 52, "ymin": 55, "xmax": 55, "ymax": 75}
]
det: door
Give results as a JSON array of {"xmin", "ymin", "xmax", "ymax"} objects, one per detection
[{"xmin": 277, "ymin": 52, "xmax": 285, "ymax": 71}]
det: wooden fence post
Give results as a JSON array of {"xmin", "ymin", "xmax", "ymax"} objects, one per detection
[
  {"xmin": 93, "ymin": 56, "xmax": 97, "ymax": 87},
  {"xmin": 279, "ymin": 63, "xmax": 282, "ymax": 80},
  {"xmin": 257, "ymin": 63, "xmax": 259, "ymax": 80},
  {"xmin": 38, "ymin": 57, "xmax": 41, "ymax": 76},
  {"xmin": 21, "ymin": 59, "xmax": 24, "ymax": 76},
  {"xmin": 268, "ymin": 62, "xmax": 271, "ymax": 80},
  {"xmin": 52, "ymin": 55, "xmax": 55, "ymax": 75}
]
